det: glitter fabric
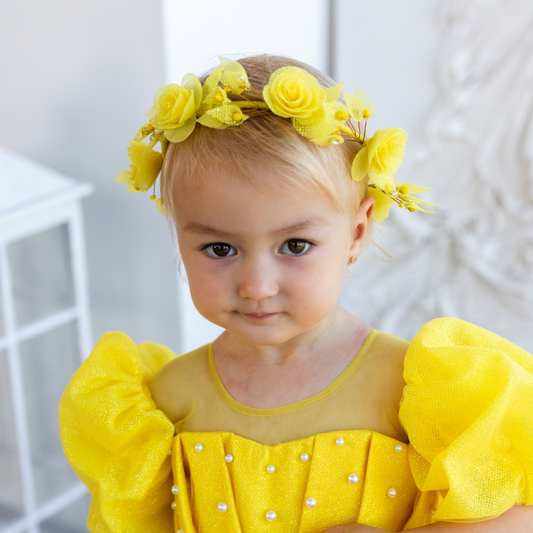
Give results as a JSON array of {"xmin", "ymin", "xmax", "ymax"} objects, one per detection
[
  {"xmin": 171, "ymin": 431, "xmax": 417, "ymax": 533},
  {"xmin": 59, "ymin": 318, "xmax": 533, "ymax": 532},
  {"xmin": 59, "ymin": 333, "xmax": 177, "ymax": 533},
  {"xmin": 399, "ymin": 318, "xmax": 533, "ymax": 528}
]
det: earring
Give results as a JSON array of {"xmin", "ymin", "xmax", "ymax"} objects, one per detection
[{"xmin": 349, "ymin": 256, "xmax": 358, "ymax": 264}]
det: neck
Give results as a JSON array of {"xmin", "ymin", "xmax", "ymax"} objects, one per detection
[{"xmin": 212, "ymin": 306, "xmax": 372, "ymax": 408}]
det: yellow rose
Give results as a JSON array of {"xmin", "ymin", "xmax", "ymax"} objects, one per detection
[
  {"xmin": 351, "ymin": 128, "xmax": 407, "ymax": 188},
  {"xmin": 146, "ymin": 73, "xmax": 202, "ymax": 142},
  {"xmin": 116, "ymin": 140, "xmax": 163, "ymax": 192},
  {"xmin": 263, "ymin": 67, "xmax": 326, "ymax": 119}
]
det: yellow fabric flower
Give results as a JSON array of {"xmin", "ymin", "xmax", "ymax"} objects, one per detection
[
  {"xmin": 351, "ymin": 128, "xmax": 407, "ymax": 188},
  {"xmin": 367, "ymin": 186, "xmax": 396, "ymax": 223},
  {"xmin": 116, "ymin": 140, "xmax": 163, "ymax": 193},
  {"xmin": 197, "ymin": 105, "xmax": 249, "ymax": 129},
  {"xmin": 393, "ymin": 182, "xmax": 435, "ymax": 213},
  {"xmin": 343, "ymin": 86, "xmax": 375, "ymax": 121},
  {"xmin": 198, "ymin": 57, "xmax": 249, "ymax": 116},
  {"xmin": 295, "ymin": 101, "xmax": 348, "ymax": 146},
  {"xmin": 263, "ymin": 67, "xmax": 326, "ymax": 119},
  {"xmin": 146, "ymin": 74, "xmax": 202, "ymax": 143}
]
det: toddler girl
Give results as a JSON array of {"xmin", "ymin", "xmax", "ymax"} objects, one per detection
[{"xmin": 59, "ymin": 54, "xmax": 533, "ymax": 533}]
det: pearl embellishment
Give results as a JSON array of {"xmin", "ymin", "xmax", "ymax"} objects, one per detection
[
  {"xmin": 266, "ymin": 511, "xmax": 277, "ymax": 521},
  {"xmin": 168, "ymin": 449, "xmax": 172, "ymax": 455},
  {"xmin": 171, "ymin": 485, "xmax": 179, "ymax": 495},
  {"xmin": 218, "ymin": 502, "xmax": 228, "ymax": 513},
  {"xmin": 266, "ymin": 464, "xmax": 275, "ymax": 473},
  {"xmin": 336, "ymin": 437, "xmax": 345, "ymax": 446},
  {"xmin": 394, "ymin": 444, "xmax": 403, "ymax": 452},
  {"xmin": 306, "ymin": 497, "xmax": 317, "ymax": 508},
  {"xmin": 177, "ymin": 530, "xmax": 184, "ymax": 533},
  {"xmin": 225, "ymin": 454, "xmax": 234, "ymax": 463},
  {"xmin": 387, "ymin": 487, "xmax": 397, "ymax": 498},
  {"xmin": 171, "ymin": 502, "xmax": 177, "ymax": 510},
  {"xmin": 300, "ymin": 453, "xmax": 310, "ymax": 461},
  {"xmin": 348, "ymin": 473, "xmax": 359, "ymax": 484},
  {"xmin": 195, "ymin": 443, "xmax": 204, "ymax": 452}
]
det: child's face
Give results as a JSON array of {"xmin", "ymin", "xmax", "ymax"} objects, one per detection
[{"xmin": 175, "ymin": 171, "xmax": 372, "ymax": 347}]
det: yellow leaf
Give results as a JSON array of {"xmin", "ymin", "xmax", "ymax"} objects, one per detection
[
  {"xmin": 351, "ymin": 146, "xmax": 370, "ymax": 181},
  {"xmin": 197, "ymin": 114, "xmax": 228, "ymax": 129},
  {"xmin": 325, "ymin": 82, "xmax": 343, "ymax": 102},
  {"xmin": 367, "ymin": 187, "xmax": 396, "ymax": 223},
  {"xmin": 353, "ymin": 86, "xmax": 375, "ymax": 118},
  {"xmin": 164, "ymin": 116, "xmax": 196, "ymax": 142},
  {"xmin": 312, "ymin": 135, "xmax": 344, "ymax": 146},
  {"xmin": 116, "ymin": 171, "xmax": 130, "ymax": 184}
]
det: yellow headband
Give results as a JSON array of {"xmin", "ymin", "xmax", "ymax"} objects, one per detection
[{"xmin": 117, "ymin": 57, "xmax": 434, "ymax": 222}]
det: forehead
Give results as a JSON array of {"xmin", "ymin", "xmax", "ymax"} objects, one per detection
[{"xmin": 174, "ymin": 171, "xmax": 345, "ymax": 236}]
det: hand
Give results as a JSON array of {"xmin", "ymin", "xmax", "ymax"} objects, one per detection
[{"xmin": 324, "ymin": 524, "xmax": 388, "ymax": 533}]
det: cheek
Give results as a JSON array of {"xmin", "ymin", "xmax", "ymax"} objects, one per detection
[
  {"xmin": 186, "ymin": 265, "xmax": 229, "ymax": 315},
  {"xmin": 179, "ymin": 245, "xmax": 230, "ymax": 315},
  {"xmin": 286, "ymin": 248, "xmax": 347, "ymax": 314}
]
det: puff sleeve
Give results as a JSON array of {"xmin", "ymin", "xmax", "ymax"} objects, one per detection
[
  {"xmin": 399, "ymin": 318, "xmax": 533, "ymax": 529},
  {"xmin": 59, "ymin": 332, "xmax": 177, "ymax": 533}
]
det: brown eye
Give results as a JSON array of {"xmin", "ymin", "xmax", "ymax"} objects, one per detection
[
  {"xmin": 205, "ymin": 243, "xmax": 236, "ymax": 258},
  {"xmin": 283, "ymin": 240, "xmax": 310, "ymax": 255}
]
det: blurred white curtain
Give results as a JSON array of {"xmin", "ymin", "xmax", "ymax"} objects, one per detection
[{"xmin": 340, "ymin": 0, "xmax": 533, "ymax": 351}]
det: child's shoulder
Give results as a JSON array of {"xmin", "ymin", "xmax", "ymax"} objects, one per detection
[
  {"xmin": 148, "ymin": 343, "xmax": 212, "ymax": 421},
  {"xmin": 362, "ymin": 329, "xmax": 410, "ymax": 399}
]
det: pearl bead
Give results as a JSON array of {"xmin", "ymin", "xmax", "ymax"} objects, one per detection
[
  {"xmin": 394, "ymin": 444, "xmax": 403, "ymax": 452},
  {"xmin": 300, "ymin": 453, "xmax": 310, "ymax": 461},
  {"xmin": 387, "ymin": 487, "xmax": 397, "ymax": 498},
  {"xmin": 225, "ymin": 454, "xmax": 233, "ymax": 463},
  {"xmin": 195, "ymin": 443, "xmax": 204, "ymax": 452},
  {"xmin": 336, "ymin": 437, "xmax": 345, "ymax": 446},
  {"xmin": 306, "ymin": 497, "xmax": 317, "ymax": 509},
  {"xmin": 168, "ymin": 449, "xmax": 172, "ymax": 455},
  {"xmin": 331, "ymin": 139, "xmax": 340, "ymax": 145},
  {"xmin": 431, "ymin": 508, "xmax": 436, "ymax": 515},
  {"xmin": 171, "ymin": 485, "xmax": 179, "ymax": 495},
  {"xmin": 171, "ymin": 502, "xmax": 177, "ymax": 510},
  {"xmin": 266, "ymin": 511, "xmax": 277, "ymax": 521},
  {"xmin": 266, "ymin": 464, "xmax": 275, "ymax": 473},
  {"xmin": 177, "ymin": 530, "xmax": 184, "ymax": 533},
  {"xmin": 218, "ymin": 502, "xmax": 228, "ymax": 513},
  {"xmin": 348, "ymin": 473, "xmax": 359, "ymax": 484}
]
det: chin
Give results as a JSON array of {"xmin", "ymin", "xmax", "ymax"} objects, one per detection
[{"xmin": 232, "ymin": 321, "xmax": 321, "ymax": 347}]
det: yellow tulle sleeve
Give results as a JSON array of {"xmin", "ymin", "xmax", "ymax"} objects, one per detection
[
  {"xmin": 59, "ymin": 332, "xmax": 177, "ymax": 533},
  {"xmin": 399, "ymin": 317, "xmax": 533, "ymax": 528}
]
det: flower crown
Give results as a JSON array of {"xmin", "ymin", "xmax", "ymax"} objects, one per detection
[{"xmin": 117, "ymin": 57, "xmax": 434, "ymax": 222}]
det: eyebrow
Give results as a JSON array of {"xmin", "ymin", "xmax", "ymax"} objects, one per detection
[{"xmin": 182, "ymin": 218, "xmax": 331, "ymax": 238}]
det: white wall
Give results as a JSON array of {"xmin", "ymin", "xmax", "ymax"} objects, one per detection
[
  {"xmin": 334, "ymin": 0, "xmax": 533, "ymax": 350},
  {"xmin": 0, "ymin": 0, "xmax": 180, "ymax": 349},
  {"xmin": 161, "ymin": 0, "xmax": 330, "ymax": 352},
  {"xmin": 333, "ymin": 0, "xmax": 439, "ymax": 162}
]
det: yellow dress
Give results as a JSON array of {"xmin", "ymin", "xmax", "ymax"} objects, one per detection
[{"xmin": 58, "ymin": 318, "xmax": 533, "ymax": 533}]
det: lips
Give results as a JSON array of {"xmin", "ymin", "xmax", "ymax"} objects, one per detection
[{"xmin": 240, "ymin": 311, "xmax": 278, "ymax": 320}]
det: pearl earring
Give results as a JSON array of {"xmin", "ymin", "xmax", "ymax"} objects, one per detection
[{"xmin": 349, "ymin": 256, "xmax": 358, "ymax": 264}]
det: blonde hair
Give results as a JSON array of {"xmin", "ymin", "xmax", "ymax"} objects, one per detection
[{"xmin": 160, "ymin": 54, "xmax": 368, "ymax": 224}]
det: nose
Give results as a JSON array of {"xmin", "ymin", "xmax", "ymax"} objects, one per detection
[{"xmin": 238, "ymin": 256, "xmax": 279, "ymax": 301}]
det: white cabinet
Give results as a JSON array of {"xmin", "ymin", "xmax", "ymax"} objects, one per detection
[{"xmin": 0, "ymin": 147, "xmax": 92, "ymax": 533}]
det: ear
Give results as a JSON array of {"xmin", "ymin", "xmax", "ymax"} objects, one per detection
[{"xmin": 348, "ymin": 196, "xmax": 375, "ymax": 259}]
